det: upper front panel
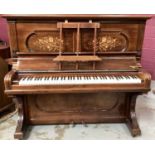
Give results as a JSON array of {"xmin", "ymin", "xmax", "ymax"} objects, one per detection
[{"xmin": 6, "ymin": 15, "xmax": 147, "ymax": 58}]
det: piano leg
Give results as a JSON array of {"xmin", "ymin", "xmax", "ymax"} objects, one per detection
[
  {"xmin": 126, "ymin": 93, "xmax": 141, "ymax": 137},
  {"xmin": 13, "ymin": 96, "xmax": 26, "ymax": 140}
]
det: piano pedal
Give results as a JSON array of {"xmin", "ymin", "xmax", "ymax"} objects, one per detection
[
  {"xmin": 81, "ymin": 121, "xmax": 88, "ymax": 127},
  {"xmin": 70, "ymin": 121, "xmax": 76, "ymax": 128}
]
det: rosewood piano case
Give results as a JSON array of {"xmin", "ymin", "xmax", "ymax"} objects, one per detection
[{"xmin": 3, "ymin": 15, "xmax": 151, "ymax": 139}]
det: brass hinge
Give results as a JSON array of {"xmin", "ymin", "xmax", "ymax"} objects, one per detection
[{"xmin": 130, "ymin": 64, "xmax": 142, "ymax": 70}]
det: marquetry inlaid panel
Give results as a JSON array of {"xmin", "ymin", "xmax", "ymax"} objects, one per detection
[
  {"xmin": 26, "ymin": 31, "xmax": 62, "ymax": 52},
  {"xmin": 97, "ymin": 30, "xmax": 129, "ymax": 52}
]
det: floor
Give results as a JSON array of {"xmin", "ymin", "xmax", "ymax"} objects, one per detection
[{"xmin": 0, "ymin": 81, "xmax": 155, "ymax": 140}]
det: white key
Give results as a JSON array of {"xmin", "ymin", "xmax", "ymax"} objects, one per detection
[{"xmin": 19, "ymin": 74, "xmax": 142, "ymax": 86}]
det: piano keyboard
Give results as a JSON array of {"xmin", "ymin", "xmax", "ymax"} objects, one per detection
[{"xmin": 18, "ymin": 75, "xmax": 142, "ymax": 85}]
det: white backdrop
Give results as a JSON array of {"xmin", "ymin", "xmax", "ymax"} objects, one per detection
[{"xmin": 0, "ymin": 0, "xmax": 155, "ymax": 14}]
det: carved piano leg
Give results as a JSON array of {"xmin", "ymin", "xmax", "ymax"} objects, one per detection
[
  {"xmin": 126, "ymin": 93, "xmax": 141, "ymax": 137},
  {"xmin": 13, "ymin": 96, "xmax": 26, "ymax": 140}
]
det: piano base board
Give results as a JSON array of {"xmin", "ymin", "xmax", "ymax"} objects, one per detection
[{"xmin": 13, "ymin": 92, "xmax": 141, "ymax": 139}]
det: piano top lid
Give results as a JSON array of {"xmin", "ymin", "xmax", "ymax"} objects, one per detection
[{"xmin": 2, "ymin": 14, "xmax": 152, "ymax": 20}]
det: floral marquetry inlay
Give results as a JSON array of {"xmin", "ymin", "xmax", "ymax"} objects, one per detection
[
  {"xmin": 97, "ymin": 31, "xmax": 129, "ymax": 52},
  {"xmin": 32, "ymin": 36, "xmax": 63, "ymax": 52},
  {"xmin": 98, "ymin": 36, "xmax": 121, "ymax": 51},
  {"xmin": 26, "ymin": 31, "xmax": 63, "ymax": 52}
]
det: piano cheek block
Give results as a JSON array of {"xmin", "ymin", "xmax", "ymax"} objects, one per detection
[{"xmin": 3, "ymin": 14, "xmax": 151, "ymax": 139}]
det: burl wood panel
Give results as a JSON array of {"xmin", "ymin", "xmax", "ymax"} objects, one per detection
[{"xmin": 26, "ymin": 92, "xmax": 126, "ymax": 124}]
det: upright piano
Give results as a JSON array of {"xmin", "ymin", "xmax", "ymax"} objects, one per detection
[{"xmin": 3, "ymin": 15, "xmax": 151, "ymax": 139}]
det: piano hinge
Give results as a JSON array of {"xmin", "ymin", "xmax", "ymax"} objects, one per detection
[{"xmin": 130, "ymin": 64, "xmax": 142, "ymax": 70}]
